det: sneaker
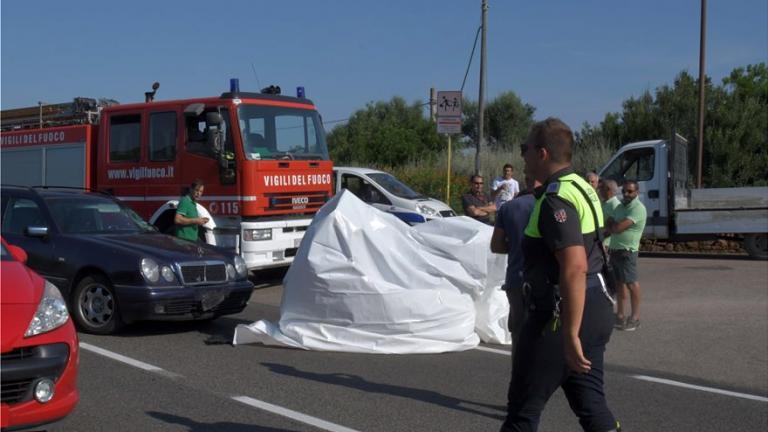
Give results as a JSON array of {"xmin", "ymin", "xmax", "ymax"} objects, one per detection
[
  {"xmin": 623, "ymin": 318, "xmax": 640, "ymax": 331},
  {"xmin": 614, "ymin": 315, "xmax": 626, "ymax": 330}
]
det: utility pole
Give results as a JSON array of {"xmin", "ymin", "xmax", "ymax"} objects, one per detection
[
  {"xmin": 696, "ymin": 0, "xmax": 707, "ymax": 188},
  {"xmin": 430, "ymin": 87, "xmax": 437, "ymax": 122},
  {"xmin": 476, "ymin": 0, "xmax": 488, "ymax": 176}
]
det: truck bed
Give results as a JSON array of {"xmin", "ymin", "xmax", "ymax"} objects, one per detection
[
  {"xmin": 675, "ymin": 187, "xmax": 768, "ymax": 235},
  {"xmin": 685, "ymin": 187, "xmax": 768, "ymax": 210}
]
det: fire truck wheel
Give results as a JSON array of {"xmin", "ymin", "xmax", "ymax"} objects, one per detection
[{"xmin": 72, "ymin": 274, "xmax": 124, "ymax": 334}]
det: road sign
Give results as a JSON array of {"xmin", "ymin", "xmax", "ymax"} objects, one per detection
[
  {"xmin": 436, "ymin": 91, "xmax": 462, "ymax": 118},
  {"xmin": 436, "ymin": 90, "xmax": 462, "ymax": 134},
  {"xmin": 437, "ymin": 117, "xmax": 462, "ymax": 134}
]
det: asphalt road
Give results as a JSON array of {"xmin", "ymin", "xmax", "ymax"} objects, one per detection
[{"xmin": 51, "ymin": 257, "xmax": 768, "ymax": 432}]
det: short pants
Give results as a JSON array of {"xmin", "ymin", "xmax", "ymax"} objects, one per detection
[{"xmin": 609, "ymin": 249, "xmax": 638, "ymax": 283}]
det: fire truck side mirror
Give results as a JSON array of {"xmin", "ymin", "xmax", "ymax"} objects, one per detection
[
  {"xmin": 206, "ymin": 112, "xmax": 223, "ymax": 126},
  {"xmin": 207, "ymin": 127, "xmax": 223, "ymax": 154},
  {"xmin": 205, "ymin": 112, "xmax": 224, "ymax": 154}
]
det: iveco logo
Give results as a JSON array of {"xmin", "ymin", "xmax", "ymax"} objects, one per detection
[{"xmin": 291, "ymin": 197, "xmax": 309, "ymax": 205}]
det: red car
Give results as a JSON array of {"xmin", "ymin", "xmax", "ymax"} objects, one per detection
[{"xmin": 1, "ymin": 238, "xmax": 79, "ymax": 430}]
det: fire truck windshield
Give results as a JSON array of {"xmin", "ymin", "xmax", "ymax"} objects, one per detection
[{"xmin": 238, "ymin": 104, "xmax": 329, "ymax": 161}]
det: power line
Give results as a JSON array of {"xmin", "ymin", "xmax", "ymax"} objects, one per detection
[
  {"xmin": 461, "ymin": 25, "xmax": 482, "ymax": 93},
  {"xmin": 324, "ymin": 101, "xmax": 431, "ymax": 126},
  {"xmin": 320, "ymin": 25, "xmax": 481, "ymax": 128}
]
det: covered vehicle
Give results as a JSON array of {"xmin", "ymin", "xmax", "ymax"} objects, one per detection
[
  {"xmin": 234, "ymin": 191, "xmax": 509, "ymax": 353},
  {"xmin": 333, "ymin": 166, "xmax": 456, "ymax": 224},
  {"xmin": 1, "ymin": 237, "xmax": 79, "ymax": 430},
  {"xmin": 0, "ymin": 186, "xmax": 253, "ymax": 334}
]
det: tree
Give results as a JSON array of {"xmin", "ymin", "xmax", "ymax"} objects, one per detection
[
  {"xmin": 705, "ymin": 64, "xmax": 768, "ymax": 186},
  {"xmin": 327, "ymin": 97, "xmax": 445, "ymax": 166},
  {"xmin": 576, "ymin": 63, "xmax": 767, "ymax": 186},
  {"xmin": 462, "ymin": 91, "xmax": 535, "ymax": 151}
]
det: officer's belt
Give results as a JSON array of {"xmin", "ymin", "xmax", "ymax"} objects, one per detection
[{"xmin": 522, "ymin": 274, "xmax": 610, "ymax": 312}]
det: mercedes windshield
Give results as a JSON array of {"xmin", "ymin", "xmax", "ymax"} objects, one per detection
[{"xmin": 46, "ymin": 197, "xmax": 155, "ymax": 234}]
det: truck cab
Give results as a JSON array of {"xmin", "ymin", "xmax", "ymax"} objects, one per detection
[
  {"xmin": 599, "ymin": 135, "xmax": 768, "ymax": 259},
  {"xmin": 599, "ymin": 139, "xmax": 670, "ymax": 238},
  {"xmin": 1, "ymin": 83, "xmax": 335, "ymax": 271}
]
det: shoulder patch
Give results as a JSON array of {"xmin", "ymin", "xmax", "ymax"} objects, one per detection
[
  {"xmin": 553, "ymin": 208, "xmax": 568, "ymax": 223},
  {"xmin": 545, "ymin": 182, "xmax": 560, "ymax": 194}
]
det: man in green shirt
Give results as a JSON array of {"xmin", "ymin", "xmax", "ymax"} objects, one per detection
[
  {"xmin": 599, "ymin": 179, "xmax": 621, "ymax": 249},
  {"xmin": 175, "ymin": 179, "xmax": 210, "ymax": 242},
  {"xmin": 607, "ymin": 180, "xmax": 647, "ymax": 331}
]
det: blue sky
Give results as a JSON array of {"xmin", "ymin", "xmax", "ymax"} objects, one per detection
[{"xmin": 2, "ymin": 1, "xmax": 766, "ymax": 131}]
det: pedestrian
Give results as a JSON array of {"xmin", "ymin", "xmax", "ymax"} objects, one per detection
[
  {"xmin": 598, "ymin": 179, "xmax": 621, "ymax": 249},
  {"xmin": 461, "ymin": 174, "xmax": 496, "ymax": 224},
  {"xmin": 174, "ymin": 179, "xmax": 210, "ymax": 242},
  {"xmin": 606, "ymin": 180, "xmax": 647, "ymax": 331},
  {"xmin": 492, "ymin": 164, "xmax": 521, "ymax": 208},
  {"xmin": 490, "ymin": 175, "xmax": 541, "ymax": 354},
  {"xmin": 586, "ymin": 171, "xmax": 600, "ymax": 191},
  {"xmin": 500, "ymin": 118, "xmax": 620, "ymax": 432}
]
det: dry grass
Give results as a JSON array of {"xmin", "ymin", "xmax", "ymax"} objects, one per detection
[{"xmin": 344, "ymin": 143, "xmax": 615, "ymax": 214}]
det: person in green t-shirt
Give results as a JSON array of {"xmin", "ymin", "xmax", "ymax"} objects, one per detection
[
  {"xmin": 606, "ymin": 180, "xmax": 647, "ymax": 331},
  {"xmin": 599, "ymin": 179, "xmax": 621, "ymax": 249},
  {"xmin": 174, "ymin": 179, "xmax": 210, "ymax": 242}
]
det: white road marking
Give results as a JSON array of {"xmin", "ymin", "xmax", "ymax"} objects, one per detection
[
  {"xmin": 631, "ymin": 375, "xmax": 768, "ymax": 403},
  {"xmin": 81, "ymin": 342, "xmax": 361, "ymax": 431},
  {"xmin": 79, "ymin": 342, "xmax": 179, "ymax": 378},
  {"xmin": 232, "ymin": 396, "xmax": 361, "ymax": 432},
  {"xmin": 476, "ymin": 345, "xmax": 768, "ymax": 403}
]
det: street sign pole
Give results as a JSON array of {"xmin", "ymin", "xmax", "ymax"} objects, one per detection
[
  {"xmin": 446, "ymin": 135, "xmax": 452, "ymax": 203},
  {"xmin": 436, "ymin": 90, "xmax": 462, "ymax": 205}
]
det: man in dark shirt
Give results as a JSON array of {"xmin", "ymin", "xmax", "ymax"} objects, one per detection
[
  {"xmin": 500, "ymin": 118, "xmax": 618, "ymax": 432},
  {"xmin": 490, "ymin": 176, "xmax": 540, "ymax": 352},
  {"xmin": 462, "ymin": 174, "xmax": 496, "ymax": 224}
]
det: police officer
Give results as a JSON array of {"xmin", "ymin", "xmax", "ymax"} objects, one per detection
[{"xmin": 500, "ymin": 118, "xmax": 619, "ymax": 432}]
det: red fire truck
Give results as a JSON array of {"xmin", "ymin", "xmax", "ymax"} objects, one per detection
[{"xmin": 1, "ymin": 81, "xmax": 334, "ymax": 270}]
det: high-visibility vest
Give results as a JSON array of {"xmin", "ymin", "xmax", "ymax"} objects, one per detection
[{"xmin": 524, "ymin": 172, "xmax": 603, "ymax": 238}]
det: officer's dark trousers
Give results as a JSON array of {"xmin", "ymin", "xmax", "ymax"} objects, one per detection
[{"xmin": 501, "ymin": 276, "xmax": 616, "ymax": 432}]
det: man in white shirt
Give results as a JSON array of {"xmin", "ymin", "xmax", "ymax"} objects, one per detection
[{"xmin": 491, "ymin": 163, "xmax": 520, "ymax": 208}]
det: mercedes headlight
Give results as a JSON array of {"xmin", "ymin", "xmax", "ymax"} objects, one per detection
[
  {"xmin": 233, "ymin": 255, "xmax": 248, "ymax": 278},
  {"xmin": 417, "ymin": 204, "xmax": 438, "ymax": 217},
  {"xmin": 141, "ymin": 258, "xmax": 160, "ymax": 283},
  {"xmin": 226, "ymin": 263, "xmax": 236, "ymax": 281},
  {"xmin": 25, "ymin": 281, "xmax": 69, "ymax": 337},
  {"xmin": 161, "ymin": 265, "xmax": 176, "ymax": 282}
]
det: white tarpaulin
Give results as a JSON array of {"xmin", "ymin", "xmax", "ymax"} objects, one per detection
[{"xmin": 233, "ymin": 191, "xmax": 511, "ymax": 353}]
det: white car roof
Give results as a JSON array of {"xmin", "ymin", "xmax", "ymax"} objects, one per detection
[{"xmin": 333, "ymin": 166, "xmax": 388, "ymax": 176}]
